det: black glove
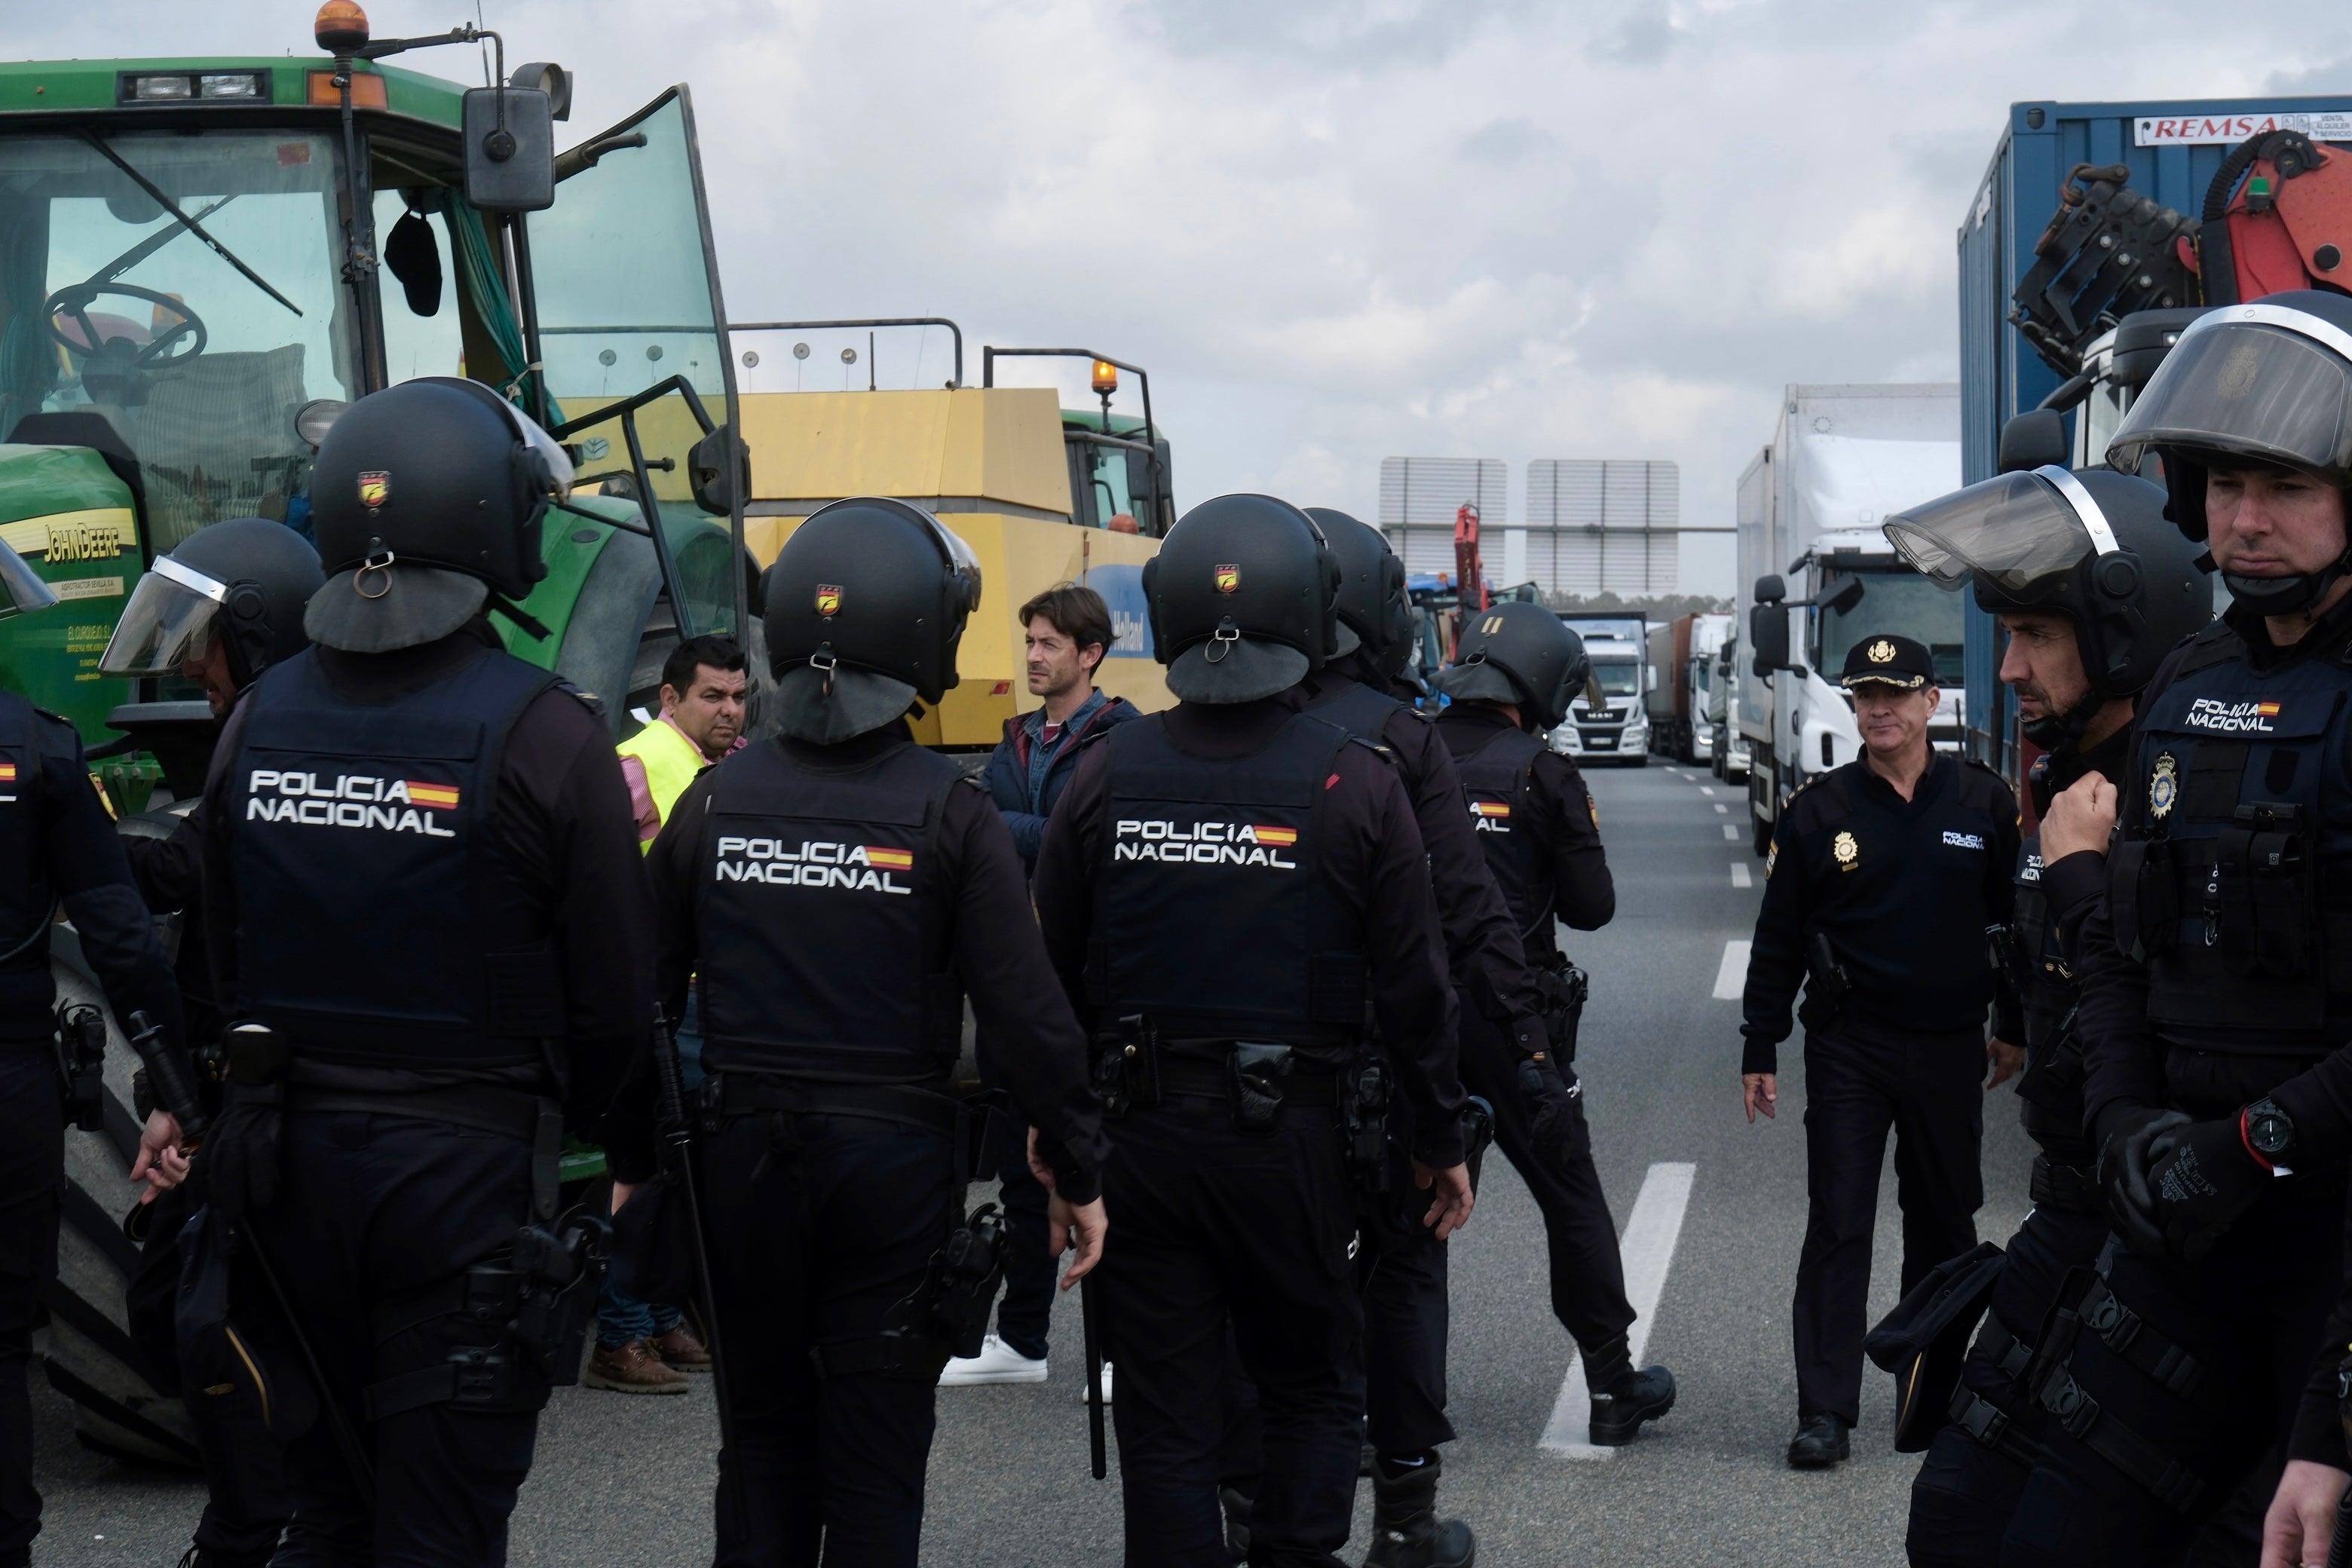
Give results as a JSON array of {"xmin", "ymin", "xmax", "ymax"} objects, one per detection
[
  {"xmin": 195, "ymin": 1088, "xmax": 281, "ymax": 1225},
  {"xmin": 2144, "ymin": 1112, "xmax": 2275, "ymax": 1262},
  {"xmin": 2096, "ymin": 1103, "xmax": 2190, "ymax": 1257},
  {"xmin": 1517, "ymin": 1049, "xmax": 1586, "ymax": 1164}
]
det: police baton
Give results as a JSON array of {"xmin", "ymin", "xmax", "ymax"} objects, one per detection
[
  {"xmin": 651, "ymin": 1009, "xmax": 746, "ymax": 1537},
  {"xmin": 237, "ymin": 1220, "xmax": 375, "ymax": 1511},
  {"xmin": 1081, "ymin": 1274, "xmax": 1106, "ymax": 1480},
  {"xmin": 127, "ymin": 1009, "xmax": 210, "ymax": 1140}
]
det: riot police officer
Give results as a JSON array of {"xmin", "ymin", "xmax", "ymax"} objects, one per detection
[
  {"xmin": 197, "ymin": 378, "xmax": 655, "ymax": 1563},
  {"xmin": 621, "ymin": 497, "xmax": 1110, "ymax": 1567},
  {"xmin": 1430, "ymin": 602, "xmax": 1678, "ymax": 1443},
  {"xmin": 1878, "ymin": 464, "xmax": 2209, "ymax": 1564},
  {"xmin": 100, "ymin": 516, "xmax": 324, "ymax": 1568},
  {"xmin": 0, "ymin": 537, "xmax": 191, "ymax": 1568},
  {"xmin": 1032, "ymin": 494, "xmax": 1472, "ymax": 1568},
  {"xmin": 2003, "ymin": 291, "xmax": 2352, "ymax": 1565}
]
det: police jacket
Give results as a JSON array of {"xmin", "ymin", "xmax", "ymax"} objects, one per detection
[
  {"xmin": 0, "ymin": 692, "xmax": 186, "ymax": 1063},
  {"xmin": 629, "ymin": 719, "xmax": 1111, "ymax": 1204},
  {"xmin": 122, "ymin": 804, "xmax": 222, "ymax": 1061},
  {"xmin": 1302, "ymin": 664, "xmax": 1547, "ymax": 1054},
  {"xmin": 1031, "ymin": 684, "xmax": 1468, "ymax": 1168},
  {"xmin": 981, "ymin": 690, "xmax": 1140, "ymax": 869},
  {"xmin": 1433, "ymin": 702, "xmax": 1618, "ymax": 949},
  {"xmin": 1741, "ymin": 752, "xmax": 2023, "ymax": 1076},
  {"xmin": 201, "ymin": 620, "xmax": 653, "ymax": 1131}
]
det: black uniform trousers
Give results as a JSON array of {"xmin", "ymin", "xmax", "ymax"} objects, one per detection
[
  {"xmin": 1098, "ymin": 1089, "xmax": 1364, "ymax": 1568},
  {"xmin": 0, "ymin": 1049, "xmax": 59, "ymax": 1565},
  {"xmin": 1457, "ymin": 998, "xmax": 1634, "ymax": 1353},
  {"xmin": 1360, "ymin": 1199, "xmax": 1454, "ymax": 1460},
  {"xmin": 699, "ymin": 1109, "xmax": 959, "ymax": 1568},
  {"xmin": 1794, "ymin": 1021, "xmax": 1985, "ymax": 1427},
  {"xmin": 251, "ymin": 1110, "xmax": 541, "ymax": 1568},
  {"xmin": 974, "ymin": 1031, "xmax": 1055, "ymax": 1362},
  {"xmin": 1997, "ymin": 1167, "xmax": 2347, "ymax": 1568}
]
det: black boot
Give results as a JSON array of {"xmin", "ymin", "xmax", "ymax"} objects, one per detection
[
  {"xmin": 1362, "ymin": 1452, "xmax": 1475, "ymax": 1568},
  {"xmin": 1786, "ymin": 1413, "xmax": 1851, "ymax": 1469},
  {"xmin": 1584, "ymin": 1334, "xmax": 1677, "ymax": 1445},
  {"xmin": 1219, "ymin": 1486, "xmax": 1252, "ymax": 1566}
]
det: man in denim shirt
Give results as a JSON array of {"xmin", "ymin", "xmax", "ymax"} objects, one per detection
[{"xmin": 944, "ymin": 583, "xmax": 1139, "ymax": 1386}]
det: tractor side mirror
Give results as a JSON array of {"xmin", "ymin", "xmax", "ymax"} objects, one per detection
[
  {"xmin": 464, "ymin": 86, "xmax": 555, "ymax": 212},
  {"xmin": 689, "ymin": 423, "xmax": 749, "ymax": 515}
]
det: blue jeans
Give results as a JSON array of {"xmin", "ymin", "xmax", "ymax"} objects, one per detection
[{"xmin": 599, "ymin": 1000, "xmax": 701, "ymax": 1347}]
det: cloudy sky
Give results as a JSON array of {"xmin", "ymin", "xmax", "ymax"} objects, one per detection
[{"xmin": 35, "ymin": 1, "xmax": 2352, "ymax": 593}]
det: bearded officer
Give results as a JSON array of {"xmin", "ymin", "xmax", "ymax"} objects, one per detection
[
  {"xmin": 0, "ymin": 538, "xmax": 191, "ymax": 1568},
  {"xmin": 198, "ymin": 378, "xmax": 654, "ymax": 1564},
  {"xmin": 100, "ymin": 516, "xmax": 325, "ymax": 1568},
  {"xmin": 1430, "ymin": 601, "xmax": 1679, "ymax": 1448},
  {"xmin": 617, "ymin": 498, "xmax": 1110, "ymax": 1567},
  {"xmin": 1878, "ymin": 464, "xmax": 2209, "ymax": 1564},
  {"xmin": 1033, "ymin": 493, "xmax": 1472, "ymax": 1568},
  {"xmin": 1737, "ymin": 632, "xmax": 2023, "ymax": 1472},
  {"xmin": 1999, "ymin": 292, "xmax": 2352, "ymax": 1567}
]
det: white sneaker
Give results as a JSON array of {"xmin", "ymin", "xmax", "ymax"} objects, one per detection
[
  {"xmin": 1080, "ymin": 1360, "xmax": 1113, "ymax": 1405},
  {"xmin": 938, "ymin": 1334, "xmax": 1049, "ymax": 1386}
]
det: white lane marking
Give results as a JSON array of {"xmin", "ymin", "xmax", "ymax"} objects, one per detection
[
  {"xmin": 1714, "ymin": 803, "xmax": 1728, "ymax": 814},
  {"xmin": 1698, "ymin": 786, "xmax": 1717, "ymax": 797},
  {"xmin": 1713, "ymin": 939, "xmax": 1750, "ymax": 1000},
  {"xmin": 1722, "ymin": 823, "xmax": 1738, "ymax": 841},
  {"xmin": 1540, "ymin": 1162, "xmax": 1699, "ymax": 1458},
  {"xmin": 1730, "ymin": 862, "xmax": 1752, "ymax": 889}
]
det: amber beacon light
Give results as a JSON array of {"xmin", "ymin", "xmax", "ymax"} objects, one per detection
[{"xmin": 314, "ymin": 0, "xmax": 370, "ymax": 54}]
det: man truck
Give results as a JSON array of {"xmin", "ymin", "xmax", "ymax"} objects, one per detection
[{"xmin": 1554, "ymin": 613, "xmax": 1648, "ymax": 766}]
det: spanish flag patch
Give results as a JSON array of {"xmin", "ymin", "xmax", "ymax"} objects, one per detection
[
  {"xmin": 1472, "ymin": 801, "xmax": 1511, "ymax": 819},
  {"xmin": 1252, "ymin": 825, "xmax": 1298, "ymax": 847},
  {"xmin": 406, "ymin": 780, "xmax": 461, "ymax": 810},
  {"xmin": 0, "ymin": 763, "xmax": 15, "ymax": 783},
  {"xmin": 865, "ymin": 847, "xmax": 915, "ymax": 871}
]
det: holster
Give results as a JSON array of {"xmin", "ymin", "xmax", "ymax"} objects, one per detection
[
  {"xmin": 1229, "ymin": 1043, "xmax": 1292, "ymax": 1135},
  {"xmin": 1798, "ymin": 930, "xmax": 1851, "ymax": 1032},
  {"xmin": 839, "ymin": 1202, "xmax": 1010, "ymax": 1381},
  {"xmin": 54, "ymin": 1003, "xmax": 106, "ymax": 1133},
  {"xmin": 1533, "ymin": 956, "xmax": 1589, "ymax": 1063},
  {"xmin": 1342, "ymin": 1053, "xmax": 1392, "ymax": 1196},
  {"xmin": 1090, "ymin": 1014, "xmax": 1161, "ymax": 1118}
]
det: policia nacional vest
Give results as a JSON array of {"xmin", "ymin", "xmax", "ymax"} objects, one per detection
[
  {"xmin": 1089, "ymin": 713, "xmax": 1368, "ymax": 1065},
  {"xmin": 0, "ymin": 695, "xmax": 57, "ymax": 1025},
  {"xmin": 228, "ymin": 646, "xmax": 565, "ymax": 1070},
  {"xmin": 695, "ymin": 737, "xmax": 966, "ymax": 1085},
  {"xmin": 1450, "ymin": 722, "xmax": 1558, "ymax": 959},
  {"xmin": 2109, "ymin": 621, "xmax": 2352, "ymax": 1058},
  {"xmin": 1306, "ymin": 678, "xmax": 1405, "ymax": 745}
]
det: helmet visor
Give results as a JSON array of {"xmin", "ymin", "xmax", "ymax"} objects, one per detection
[
  {"xmin": 923, "ymin": 510, "xmax": 983, "ymax": 614},
  {"xmin": 99, "ymin": 555, "xmax": 227, "ymax": 676},
  {"xmin": 1882, "ymin": 470, "xmax": 2099, "ymax": 595},
  {"xmin": 512, "ymin": 403, "xmax": 575, "ymax": 501},
  {"xmin": 0, "ymin": 539, "xmax": 58, "ymax": 620},
  {"xmin": 2106, "ymin": 305, "xmax": 2352, "ymax": 482}
]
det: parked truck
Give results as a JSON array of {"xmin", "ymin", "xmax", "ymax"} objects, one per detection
[
  {"xmin": 1645, "ymin": 611, "xmax": 1731, "ymax": 764},
  {"xmin": 1707, "ymin": 635, "xmax": 1749, "ymax": 780},
  {"xmin": 1737, "ymin": 385, "xmax": 1963, "ymax": 855},
  {"xmin": 1554, "ymin": 613, "xmax": 1648, "ymax": 766}
]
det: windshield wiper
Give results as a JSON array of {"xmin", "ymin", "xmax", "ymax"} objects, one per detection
[
  {"xmin": 78, "ymin": 132, "xmax": 301, "ymax": 317},
  {"xmin": 89, "ymin": 193, "xmax": 236, "ymax": 286}
]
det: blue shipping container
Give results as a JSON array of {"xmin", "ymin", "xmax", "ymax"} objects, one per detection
[{"xmin": 1955, "ymin": 96, "xmax": 2352, "ymax": 777}]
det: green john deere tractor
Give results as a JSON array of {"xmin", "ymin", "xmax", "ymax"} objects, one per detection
[{"xmin": 2, "ymin": 5, "xmax": 754, "ymax": 1466}]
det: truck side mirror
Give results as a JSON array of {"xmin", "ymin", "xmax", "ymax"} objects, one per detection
[
  {"xmin": 1998, "ymin": 409, "xmax": 2070, "ymax": 475},
  {"xmin": 689, "ymin": 423, "xmax": 749, "ymax": 515},
  {"xmin": 1754, "ymin": 573, "xmax": 1785, "ymax": 605},
  {"xmin": 1645, "ymin": 666, "xmax": 1658, "ymax": 692},
  {"xmin": 1750, "ymin": 602, "xmax": 1790, "ymax": 675},
  {"xmin": 464, "ymin": 86, "xmax": 556, "ymax": 213}
]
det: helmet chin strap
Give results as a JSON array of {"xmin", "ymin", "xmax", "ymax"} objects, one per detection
[
  {"xmin": 2221, "ymin": 542, "xmax": 2352, "ymax": 617},
  {"xmin": 2020, "ymin": 688, "xmax": 2106, "ymax": 753}
]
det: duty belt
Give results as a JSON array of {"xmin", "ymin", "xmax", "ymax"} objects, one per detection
[
  {"xmin": 2029, "ymin": 1153, "xmax": 2102, "ymax": 1214},
  {"xmin": 710, "ymin": 1072, "xmax": 962, "ymax": 1138},
  {"xmin": 286, "ymin": 1081, "xmax": 562, "ymax": 1221},
  {"xmin": 1156, "ymin": 1053, "xmax": 1341, "ymax": 1107},
  {"xmin": 1949, "ymin": 1384, "xmax": 2043, "ymax": 1471}
]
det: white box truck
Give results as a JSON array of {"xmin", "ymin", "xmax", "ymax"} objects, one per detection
[
  {"xmin": 1736, "ymin": 384, "xmax": 1963, "ymax": 854},
  {"xmin": 1554, "ymin": 614, "xmax": 1649, "ymax": 766}
]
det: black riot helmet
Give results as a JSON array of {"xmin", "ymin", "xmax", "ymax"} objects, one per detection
[
  {"xmin": 305, "ymin": 376, "xmax": 572, "ymax": 653},
  {"xmin": 763, "ymin": 497, "xmax": 983, "ymax": 743},
  {"xmin": 1433, "ymin": 601, "xmax": 1589, "ymax": 731},
  {"xmin": 1883, "ymin": 466, "xmax": 2210, "ymax": 747},
  {"xmin": 1303, "ymin": 507, "xmax": 1413, "ymax": 678},
  {"xmin": 1143, "ymin": 494, "xmax": 1339, "ymax": 703},
  {"xmin": 100, "ymin": 518, "xmax": 323, "ymax": 691},
  {"xmin": 2106, "ymin": 290, "xmax": 2352, "ymax": 616}
]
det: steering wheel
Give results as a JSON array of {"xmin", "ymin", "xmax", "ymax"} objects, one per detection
[{"xmin": 44, "ymin": 282, "xmax": 208, "ymax": 371}]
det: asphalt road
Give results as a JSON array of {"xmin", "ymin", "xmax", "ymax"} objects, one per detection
[{"xmin": 29, "ymin": 756, "xmax": 2036, "ymax": 1566}]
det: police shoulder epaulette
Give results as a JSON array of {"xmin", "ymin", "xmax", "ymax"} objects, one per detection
[
  {"xmin": 1346, "ymin": 734, "xmax": 1398, "ymax": 764},
  {"xmin": 553, "ymin": 678, "xmax": 607, "ymax": 719},
  {"xmin": 29, "ymin": 705, "xmax": 69, "ymax": 729}
]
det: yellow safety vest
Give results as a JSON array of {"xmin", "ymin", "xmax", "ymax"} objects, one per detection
[{"xmin": 616, "ymin": 716, "xmax": 708, "ymax": 854}]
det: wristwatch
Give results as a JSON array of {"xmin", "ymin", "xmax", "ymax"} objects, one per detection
[{"xmin": 2243, "ymin": 1098, "xmax": 2297, "ymax": 1174}]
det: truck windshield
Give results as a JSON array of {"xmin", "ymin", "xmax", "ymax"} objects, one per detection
[
  {"xmin": 1592, "ymin": 660, "xmax": 1640, "ymax": 698},
  {"xmin": 0, "ymin": 130, "xmax": 355, "ymax": 550},
  {"xmin": 1816, "ymin": 568, "xmax": 1965, "ymax": 685}
]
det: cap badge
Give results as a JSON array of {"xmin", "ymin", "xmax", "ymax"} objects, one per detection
[
  {"xmin": 357, "ymin": 470, "xmax": 390, "ymax": 509},
  {"xmin": 1833, "ymin": 829, "xmax": 1859, "ymax": 868},
  {"xmin": 2150, "ymin": 751, "xmax": 2179, "ymax": 820},
  {"xmin": 1214, "ymin": 563, "xmax": 1241, "ymax": 594},
  {"xmin": 1867, "ymin": 639, "xmax": 1896, "ymax": 665},
  {"xmin": 814, "ymin": 583, "xmax": 842, "ymax": 617}
]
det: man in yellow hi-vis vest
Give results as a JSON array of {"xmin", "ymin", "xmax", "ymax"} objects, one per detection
[{"xmin": 592, "ymin": 634, "xmax": 747, "ymax": 1393}]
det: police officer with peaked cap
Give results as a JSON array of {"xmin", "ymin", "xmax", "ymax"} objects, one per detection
[
  {"xmin": 0, "ymin": 539, "xmax": 192, "ymax": 1568},
  {"xmin": 1737, "ymin": 632, "xmax": 2023, "ymax": 1472},
  {"xmin": 1032, "ymin": 493, "xmax": 1472, "ymax": 1568},
  {"xmin": 1432, "ymin": 602, "xmax": 1679, "ymax": 1447},
  {"xmin": 614, "ymin": 497, "xmax": 1110, "ymax": 1567},
  {"xmin": 1879, "ymin": 464, "xmax": 2210, "ymax": 1565},
  {"xmin": 100, "ymin": 516, "xmax": 325, "ymax": 1568},
  {"xmin": 2000, "ymin": 291, "xmax": 2352, "ymax": 1566},
  {"xmin": 196, "ymin": 378, "xmax": 656, "ymax": 1563}
]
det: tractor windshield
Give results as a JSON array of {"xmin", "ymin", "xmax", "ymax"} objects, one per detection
[{"xmin": 0, "ymin": 130, "xmax": 356, "ymax": 550}]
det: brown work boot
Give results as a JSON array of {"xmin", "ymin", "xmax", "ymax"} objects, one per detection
[
  {"xmin": 583, "ymin": 1339, "xmax": 689, "ymax": 1395},
  {"xmin": 651, "ymin": 1321, "xmax": 712, "ymax": 1373}
]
